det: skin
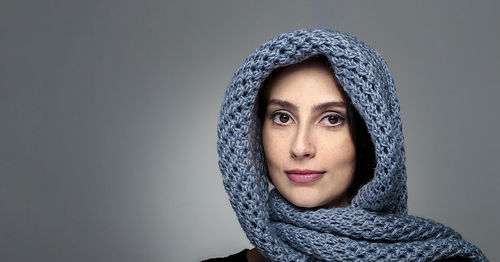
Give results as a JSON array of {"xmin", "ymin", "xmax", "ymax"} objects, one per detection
[
  {"xmin": 248, "ymin": 61, "xmax": 356, "ymax": 261},
  {"xmin": 262, "ymin": 61, "xmax": 356, "ymax": 209}
]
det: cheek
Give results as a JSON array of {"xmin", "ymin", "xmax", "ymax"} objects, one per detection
[
  {"xmin": 323, "ymin": 132, "xmax": 356, "ymax": 165},
  {"xmin": 262, "ymin": 125, "xmax": 288, "ymax": 171}
]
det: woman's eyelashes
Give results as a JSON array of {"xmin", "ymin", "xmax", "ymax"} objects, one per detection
[
  {"xmin": 270, "ymin": 111, "xmax": 345, "ymax": 127},
  {"xmin": 319, "ymin": 112, "xmax": 345, "ymax": 127},
  {"xmin": 271, "ymin": 111, "xmax": 294, "ymax": 125}
]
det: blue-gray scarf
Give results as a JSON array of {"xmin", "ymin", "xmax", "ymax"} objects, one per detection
[{"xmin": 217, "ymin": 29, "xmax": 487, "ymax": 262}]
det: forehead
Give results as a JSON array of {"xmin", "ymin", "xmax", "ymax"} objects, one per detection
[{"xmin": 266, "ymin": 61, "xmax": 345, "ymax": 104}]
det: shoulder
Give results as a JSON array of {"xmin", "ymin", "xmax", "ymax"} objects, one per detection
[
  {"xmin": 202, "ymin": 249, "xmax": 249, "ymax": 262},
  {"xmin": 437, "ymin": 257, "xmax": 472, "ymax": 262}
]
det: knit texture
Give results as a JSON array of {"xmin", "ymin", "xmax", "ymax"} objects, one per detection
[{"xmin": 217, "ymin": 29, "xmax": 487, "ymax": 261}]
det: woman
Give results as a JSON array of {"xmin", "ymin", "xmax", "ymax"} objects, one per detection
[{"xmin": 208, "ymin": 29, "xmax": 487, "ymax": 261}]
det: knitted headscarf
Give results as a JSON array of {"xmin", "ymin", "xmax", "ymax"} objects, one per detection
[{"xmin": 217, "ymin": 29, "xmax": 487, "ymax": 262}]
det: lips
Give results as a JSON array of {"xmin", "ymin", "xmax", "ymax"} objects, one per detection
[{"xmin": 285, "ymin": 169, "xmax": 325, "ymax": 183}]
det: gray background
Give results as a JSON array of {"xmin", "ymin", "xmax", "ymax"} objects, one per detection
[{"xmin": 1, "ymin": 1, "xmax": 499, "ymax": 261}]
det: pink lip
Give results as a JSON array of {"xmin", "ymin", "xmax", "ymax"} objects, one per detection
[{"xmin": 285, "ymin": 169, "xmax": 325, "ymax": 183}]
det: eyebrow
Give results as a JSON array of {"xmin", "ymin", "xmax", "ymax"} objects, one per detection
[{"xmin": 267, "ymin": 99, "xmax": 347, "ymax": 113}]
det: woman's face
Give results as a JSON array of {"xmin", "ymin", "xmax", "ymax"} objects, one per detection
[{"xmin": 262, "ymin": 61, "xmax": 356, "ymax": 208}]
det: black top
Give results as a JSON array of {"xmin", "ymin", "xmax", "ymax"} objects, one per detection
[
  {"xmin": 202, "ymin": 249, "xmax": 248, "ymax": 262},
  {"xmin": 202, "ymin": 249, "xmax": 471, "ymax": 262}
]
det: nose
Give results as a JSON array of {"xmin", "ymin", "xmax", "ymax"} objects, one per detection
[{"xmin": 290, "ymin": 126, "xmax": 315, "ymax": 159}]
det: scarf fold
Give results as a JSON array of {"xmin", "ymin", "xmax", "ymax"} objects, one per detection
[
  {"xmin": 269, "ymin": 189, "xmax": 486, "ymax": 261},
  {"xmin": 217, "ymin": 28, "xmax": 488, "ymax": 261}
]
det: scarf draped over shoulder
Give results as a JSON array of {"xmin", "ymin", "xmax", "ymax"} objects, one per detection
[{"xmin": 217, "ymin": 29, "xmax": 487, "ymax": 262}]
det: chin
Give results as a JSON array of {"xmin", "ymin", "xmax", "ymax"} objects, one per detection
[
  {"xmin": 284, "ymin": 189, "xmax": 326, "ymax": 208},
  {"xmin": 288, "ymin": 197, "xmax": 315, "ymax": 208},
  {"xmin": 292, "ymin": 200, "xmax": 322, "ymax": 208},
  {"xmin": 283, "ymin": 188, "xmax": 349, "ymax": 209}
]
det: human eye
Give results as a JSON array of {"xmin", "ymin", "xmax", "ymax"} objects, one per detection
[
  {"xmin": 271, "ymin": 111, "xmax": 294, "ymax": 126},
  {"xmin": 319, "ymin": 112, "xmax": 345, "ymax": 127}
]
